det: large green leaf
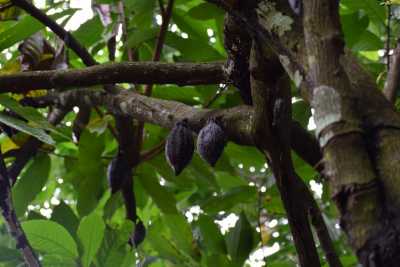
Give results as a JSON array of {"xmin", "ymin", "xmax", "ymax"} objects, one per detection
[
  {"xmin": 201, "ymin": 186, "xmax": 257, "ymax": 214},
  {"xmin": 225, "ymin": 212, "xmax": 254, "ymax": 265},
  {"xmin": 51, "ymin": 201, "xmax": 79, "ymax": 239},
  {"xmin": 77, "ymin": 213, "xmax": 106, "ymax": 267},
  {"xmin": 340, "ymin": 0, "xmax": 385, "ymax": 24},
  {"xmin": 0, "ymin": 95, "xmax": 70, "ymax": 140},
  {"xmin": 188, "ymin": 3, "xmax": 224, "ymax": 20},
  {"xmin": 76, "ymin": 131, "xmax": 105, "ymax": 216},
  {"xmin": 197, "ymin": 215, "xmax": 226, "ymax": 254},
  {"xmin": 12, "ymin": 153, "xmax": 51, "ymax": 216},
  {"xmin": 136, "ymin": 164, "xmax": 178, "ymax": 214},
  {"xmin": 0, "ymin": 112, "xmax": 54, "ymax": 145},
  {"xmin": 163, "ymin": 214, "xmax": 194, "ymax": 255},
  {"xmin": 22, "ymin": 220, "xmax": 79, "ymax": 258},
  {"xmin": 0, "ymin": 246, "xmax": 22, "ymax": 264}
]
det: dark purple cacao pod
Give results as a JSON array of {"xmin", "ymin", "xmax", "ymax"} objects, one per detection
[
  {"xmin": 107, "ymin": 154, "xmax": 131, "ymax": 194},
  {"xmin": 165, "ymin": 119, "xmax": 194, "ymax": 175},
  {"xmin": 197, "ymin": 119, "xmax": 227, "ymax": 166},
  {"xmin": 130, "ymin": 220, "xmax": 146, "ymax": 247}
]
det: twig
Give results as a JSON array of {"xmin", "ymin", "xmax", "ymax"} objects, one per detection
[
  {"xmin": 140, "ymin": 140, "xmax": 165, "ymax": 162},
  {"xmin": 0, "ymin": 149, "xmax": 41, "ymax": 267},
  {"xmin": 144, "ymin": 0, "xmax": 175, "ymax": 96},
  {"xmin": 117, "ymin": 1, "xmax": 134, "ymax": 61},
  {"xmin": 158, "ymin": 0, "xmax": 166, "ymax": 18},
  {"xmin": 384, "ymin": 40, "xmax": 400, "ymax": 104},
  {"xmin": 307, "ymin": 196, "xmax": 343, "ymax": 267}
]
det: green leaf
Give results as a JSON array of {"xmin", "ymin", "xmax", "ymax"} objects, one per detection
[
  {"xmin": 51, "ymin": 201, "xmax": 80, "ymax": 239},
  {"xmin": 0, "ymin": 95, "xmax": 70, "ymax": 140},
  {"xmin": 0, "ymin": 112, "xmax": 54, "ymax": 145},
  {"xmin": 163, "ymin": 214, "xmax": 194, "ymax": 255},
  {"xmin": 126, "ymin": 27, "xmax": 158, "ymax": 50},
  {"xmin": 12, "ymin": 153, "xmax": 51, "ymax": 216},
  {"xmin": 341, "ymin": 0, "xmax": 385, "ymax": 24},
  {"xmin": 292, "ymin": 100, "xmax": 312, "ymax": 128},
  {"xmin": 225, "ymin": 212, "xmax": 254, "ymax": 265},
  {"xmin": 341, "ymin": 12, "xmax": 369, "ymax": 48},
  {"xmin": 0, "ymin": 246, "xmax": 22, "ymax": 263},
  {"xmin": 76, "ymin": 131, "xmax": 105, "ymax": 216},
  {"xmin": 202, "ymin": 186, "xmax": 257, "ymax": 214},
  {"xmin": 201, "ymin": 254, "xmax": 233, "ymax": 267},
  {"xmin": 72, "ymin": 16, "xmax": 104, "ymax": 48},
  {"xmin": 136, "ymin": 164, "xmax": 178, "ymax": 214},
  {"xmin": 197, "ymin": 215, "xmax": 226, "ymax": 254},
  {"xmin": 188, "ymin": 3, "xmax": 224, "ymax": 20},
  {"xmin": 41, "ymin": 255, "xmax": 77, "ymax": 267},
  {"xmin": 22, "ymin": 220, "xmax": 79, "ymax": 258},
  {"xmin": 352, "ymin": 31, "xmax": 383, "ymax": 51},
  {"xmin": 165, "ymin": 33, "xmax": 223, "ymax": 61},
  {"xmin": 77, "ymin": 213, "xmax": 106, "ymax": 267}
]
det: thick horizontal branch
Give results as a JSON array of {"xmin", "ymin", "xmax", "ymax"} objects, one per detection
[
  {"xmin": 26, "ymin": 89, "xmax": 321, "ymax": 166},
  {"xmin": 0, "ymin": 62, "xmax": 227, "ymax": 93}
]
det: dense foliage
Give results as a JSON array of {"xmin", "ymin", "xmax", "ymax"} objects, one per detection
[{"xmin": 0, "ymin": 0, "xmax": 396, "ymax": 266}]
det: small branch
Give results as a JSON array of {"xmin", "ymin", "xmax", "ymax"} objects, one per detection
[
  {"xmin": 140, "ymin": 141, "xmax": 165, "ymax": 162},
  {"xmin": 0, "ymin": 149, "xmax": 41, "ymax": 266},
  {"xmin": 158, "ymin": 0, "xmax": 166, "ymax": 17},
  {"xmin": 143, "ymin": 0, "xmax": 174, "ymax": 96},
  {"xmin": 0, "ymin": 61, "xmax": 226, "ymax": 93},
  {"xmin": 11, "ymin": 0, "xmax": 97, "ymax": 66},
  {"xmin": 384, "ymin": 40, "xmax": 400, "ymax": 104},
  {"xmin": 307, "ymin": 194, "xmax": 343, "ymax": 267},
  {"xmin": 23, "ymin": 89, "xmax": 321, "ymax": 166},
  {"xmin": 387, "ymin": 5, "xmax": 392, "ymax": 71}
]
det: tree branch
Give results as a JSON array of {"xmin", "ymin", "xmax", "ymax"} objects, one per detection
[
  {"xmin": 250, "ymin": 43, "xmax": 321, "ymax": 267},
  {"xmin": 23, "ymin": 88, "xmax": 320, "ymax": 163},
  {"xmin": 0, "ymin": 149, "xmax": 41, "ymax": 266},
  {"xmin": 0, "ymin": 61, "xmax": 226, "ymax": 93}
]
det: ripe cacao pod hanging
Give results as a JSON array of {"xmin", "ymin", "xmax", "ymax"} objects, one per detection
[
  {"xmin": 197, "ymin": 119, "xmax": 227, "ymax": 167},
  {"xmin": 165, "ymin": 119, "xmax": 194, "ymax": 175}
]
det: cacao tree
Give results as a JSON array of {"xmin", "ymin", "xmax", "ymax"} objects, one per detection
[{"xmin": 0, "ymin": 0, "xmax": 397, "ymax": 266}]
